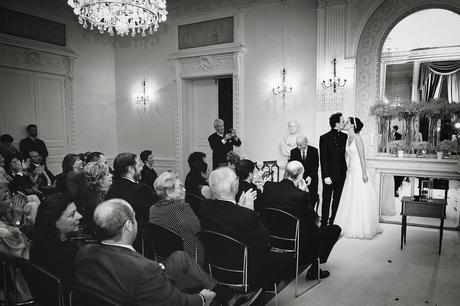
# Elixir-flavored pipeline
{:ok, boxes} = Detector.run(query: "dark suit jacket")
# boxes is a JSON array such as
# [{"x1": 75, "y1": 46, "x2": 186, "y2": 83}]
[
  {"x1": 208, "y1": 133, "x2": 241, "y2": 169},
  {"x1": 393, "y1": 131, "x2": 402, "y2": 140},
  {"x1": 19, "y1": 137, "x2": 48, "y2": 161},
  {"x1": 289, "y1": 146, "x2": 319, "y2": 198},
  {"x1": 236, "y1": 180, "x2": 264, "y2": 212},
  {"x1": 106, "y1": 178, "x2": 156, "y2": 249},
  {"x1": 319, "y1": 129, "x2": 347, "y2": 182},
  {"x1": 74, "y1": 244, "x2": 202, "y2": 306},
  {"x1": 262, "y1": 179, "x2": 320, "y2": 262},
  {"x1": 140, "y1": 165, "x2": 158, "y2": 190}
]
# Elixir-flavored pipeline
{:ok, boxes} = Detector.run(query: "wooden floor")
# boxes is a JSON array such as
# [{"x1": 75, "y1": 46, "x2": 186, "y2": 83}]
[{"x1": 267, "y1": 223, "x2": 460, "y2": 306}]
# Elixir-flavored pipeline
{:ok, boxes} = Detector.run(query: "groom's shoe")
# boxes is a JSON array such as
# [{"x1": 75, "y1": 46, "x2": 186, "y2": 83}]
[{"x1": 306, "y1": 269, "x2": 330, "y2": 280}]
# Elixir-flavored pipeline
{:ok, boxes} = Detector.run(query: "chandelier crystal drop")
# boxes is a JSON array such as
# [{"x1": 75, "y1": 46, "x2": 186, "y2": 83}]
[{"x1": 67, "y1": 0, "x2": 168, "y2": 37}]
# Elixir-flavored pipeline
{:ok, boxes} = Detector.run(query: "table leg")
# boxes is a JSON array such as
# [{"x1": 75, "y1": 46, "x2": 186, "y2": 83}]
[
  {"x1": 439, "y1": 218, "x2": 444, "y2": 255},
  {"x1": 401, "y1": 215, "x2": 406, "y2": 250}
]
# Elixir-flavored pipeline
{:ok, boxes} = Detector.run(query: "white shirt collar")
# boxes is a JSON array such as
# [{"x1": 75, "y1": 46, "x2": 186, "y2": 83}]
[
  {"x1": 121, "y1": 176, "x2": 137, "y2": 183},
  {"x1": 101, "y1": 241, "x2": 136, "y2": 252},
  {"x1": 217, "y1": 132, "x2": 224, "y2": 137}
]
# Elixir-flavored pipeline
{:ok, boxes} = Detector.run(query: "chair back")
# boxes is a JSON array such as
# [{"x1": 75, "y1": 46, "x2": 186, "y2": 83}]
[
  {"x1": 9, "y1": 257, "x2": 65, "y2": 306},
  {"x1": 185, "y1": 193, "x2": 203, "y2": 215},
  {"x1": 70, "y1": 286, "x2": 120, "y2": 306},
  {"x1": 141, "y1": 223, "x2": 184, "y2": 261},
  {"x1": 197, "y1": 230, "x2": 248, "y2": 291},
  {"x1": 259, "y1": 208, "x2": 300, "y2": 253}
]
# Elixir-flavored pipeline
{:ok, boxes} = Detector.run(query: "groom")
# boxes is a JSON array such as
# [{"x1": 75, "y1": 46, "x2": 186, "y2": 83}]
[{"x1": 319, "y1": 113, "x2": 347, "y2": 228}]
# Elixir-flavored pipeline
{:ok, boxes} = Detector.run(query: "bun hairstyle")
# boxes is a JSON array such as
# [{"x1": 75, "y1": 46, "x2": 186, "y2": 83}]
[{"x1": 349, "y1": 117, "x2": 364, "y2": 133}]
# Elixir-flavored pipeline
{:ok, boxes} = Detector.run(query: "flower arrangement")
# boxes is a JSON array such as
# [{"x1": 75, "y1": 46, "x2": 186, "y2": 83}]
[
  {"x1": 388, "y1": 140, "x2": 405, "y2": 152},
  {"x1": 393, "y1": 100, "x2": 421, "y2": 120},
  {"x1": 226, "y1": 151, "x2": 241, "y2": 165},
  {"x1": 419, "y1": 98, "x2": 456, "y2": 120},
  {"x1": 411, "y1": 141, "x2": 429, "y2": 151},
  {"x1": 436, "y1": 140, "x2": 457, "y2": 153},
  {"x1": 370, "y1": 101, "x2": 396, "y2": 118}
]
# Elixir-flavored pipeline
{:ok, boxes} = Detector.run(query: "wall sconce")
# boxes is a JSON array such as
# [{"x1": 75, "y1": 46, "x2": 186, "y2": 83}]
[
  {"x1": 135, "y1": 79, "x2": 150, "y2": 108},
  {"x1": 322, "y1": 58, "x2": 346, "y2": 93},
  {"x1": 272, "y1": 68, "x2": 293, "y2": 101}
]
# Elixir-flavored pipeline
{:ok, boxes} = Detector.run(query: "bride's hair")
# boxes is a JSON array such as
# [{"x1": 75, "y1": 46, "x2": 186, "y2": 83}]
[{"x1": 348, "y1": 117, "x2": 364, "y2": 133}]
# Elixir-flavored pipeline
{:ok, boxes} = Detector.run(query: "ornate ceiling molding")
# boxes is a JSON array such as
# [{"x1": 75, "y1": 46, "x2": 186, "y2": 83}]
[{"x1": 354, "y1": 0, "x2": 460, "y2": 154}]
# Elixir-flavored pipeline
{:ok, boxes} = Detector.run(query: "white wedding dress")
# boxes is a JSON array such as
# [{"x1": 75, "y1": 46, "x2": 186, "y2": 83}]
[{"x1": 334, "y1": 136, "x2": 383, "y2": 239}]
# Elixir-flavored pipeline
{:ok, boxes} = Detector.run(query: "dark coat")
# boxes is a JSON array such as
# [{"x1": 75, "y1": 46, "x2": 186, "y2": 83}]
[
  {"x1": 207, "y1": 133, "x2": 241, "y2": 169},
  {"x1": 140, "y1": 165, "x2": 158, "y2": 191},
  {"x1": 263, "y1": 179, "x2": 321, "y2": 263},
  {"x1": 19, "y1": 137, "x2": 48, "y2": 161},
  {"x1": 236, "y1": 180, "x2": 264, "y2": 212},
  {"x1": 106, "y1": 178, "x2": 156, "y2": 250},
  {"x1": 74, "y1": 244, "x2": 202, "y2": 306},
  {"x1": 319, "y1": 129, "x2": 347, "y2": 182},
  {"x1": 289, "y1": 146, "x2": 319, "y2": 198}
]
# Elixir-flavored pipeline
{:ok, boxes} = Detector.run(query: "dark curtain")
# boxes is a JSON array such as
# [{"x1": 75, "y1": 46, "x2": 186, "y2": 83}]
[{"x1": 419, "y1": 61, "x2": 460, "y2": 102}]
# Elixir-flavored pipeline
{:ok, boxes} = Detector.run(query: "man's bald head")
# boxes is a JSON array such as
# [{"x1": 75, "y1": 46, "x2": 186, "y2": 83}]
[
  {"x1": 94, "y1": 199, "x2": 136, "y2": 241},
  {"x1": 296, "y1": 136, "x2": 308, "y2": 151},
  {"x1": 209, "y1": 167, "x2": 238, "y2": 199}
]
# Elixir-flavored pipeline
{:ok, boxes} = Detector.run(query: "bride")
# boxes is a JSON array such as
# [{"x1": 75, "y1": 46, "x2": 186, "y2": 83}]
[{"x1": 334, "y1": 117, "x2": 382, "y2": 239}]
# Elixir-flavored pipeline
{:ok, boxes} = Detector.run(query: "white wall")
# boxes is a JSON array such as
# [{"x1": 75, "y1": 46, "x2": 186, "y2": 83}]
[
  {"x1": 68, "y1": 21, "x2": 118, "y2": 160},
  {"x1": 113, "y1": 0, "x2": 317, "y2": 171}
]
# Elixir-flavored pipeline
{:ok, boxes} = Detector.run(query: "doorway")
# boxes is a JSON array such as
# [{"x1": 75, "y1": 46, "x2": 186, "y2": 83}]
[{"x1": 182, "y1": 75, "x2": 233, "y2": 174}]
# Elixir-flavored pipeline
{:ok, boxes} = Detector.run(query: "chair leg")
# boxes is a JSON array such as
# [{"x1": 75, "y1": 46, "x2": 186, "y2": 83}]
[
  {"x1": 274, "y1": 282, "x2": 278, "y2": 306},
  {"x1": 295, "y1": 258, "x2": 321, "y2": 298}
]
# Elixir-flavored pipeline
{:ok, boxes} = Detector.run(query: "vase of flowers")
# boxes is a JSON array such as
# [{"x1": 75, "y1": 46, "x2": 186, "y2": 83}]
[
  {"x1": 388, "y1": 140, "x2": 405, "y2": 157},
  {"x1": 370, "y1": 101, "x2": 396, "y2": 153},
  {"x1": 436, "y1": 140, "x2": 457, "y2": 159}
]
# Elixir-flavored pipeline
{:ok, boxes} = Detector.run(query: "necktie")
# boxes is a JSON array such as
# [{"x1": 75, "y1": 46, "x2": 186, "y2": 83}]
[{"x1": 302, "y1": 151, "x2": 306, "y2": 161}]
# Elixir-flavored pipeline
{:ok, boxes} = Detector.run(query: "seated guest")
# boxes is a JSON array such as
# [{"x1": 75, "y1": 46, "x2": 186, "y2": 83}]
[
  {"x1": 105, "y1": 152, "x2": 156, "y2": 251},
  {"x1": 0, "y1": 153, "x2": 13, "y2": 184},
  {"x1": 76, "y1": 161, "x2": 112, "y2": 230},
  {"x1": 0, "y1": 134, "x2": 20, "y2": 160},
  {"x1": 30, "y1": 193, "x2": 82, "y2": 291},
  {"x1": 85, "y1": 151, "x2": 107, "y2": 164},
  {"x1": 74, "y1": 199, "x2": 260, "y2": 306},
  {"x1": 226, "y1": 151, "x2": 240, "y2": 170},
  {"x1": 6, "y1": 154, "x2": 42, "y2": 197},
  {"x1": 0, "y1": 183, "x2": 40, "y2": 226},
  {"x1": 139, "y1": 149, "x2": 158, "y2": 190},
  {"x1": 55, "y1": 154, "x2": 83, "y2": 194},
  {"x1": 27, "y1": 151, "x2": 53, "y2": 191},
  {"x1": 185, "y1": 152, "x2": 209, "y2": 198},
  {"x1": 235, "y1": 159, "x2": 264, "y2": 212},
  {"x1": 198, "y1": 167, "x2": 293, "y2": 290},
  {"x1": 263, "y1": 161, "x2": 341, "y2": 280},
  {"x1": 150, "y1": 172, "x2": 203, "y2": 264}
]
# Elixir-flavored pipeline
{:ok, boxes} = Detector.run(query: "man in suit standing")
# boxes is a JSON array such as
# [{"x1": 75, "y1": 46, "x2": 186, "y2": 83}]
[
  {"x1": 139, "y1": 149, "x2": 158, "y2": 191},
  {"x1": 208, "y1": 119, "x2": 241, "y2": 170},
  {"x1": 105, "y1": 152, "x2": 156, "y2": 251},
  {"x1": 263, "y1": 161, "x2": 341, "y2": 280},
  {"x1": 319, "y1": 113, "x2": 347, "y2": 227},
  {"x1": 19, "y1": 124, "x2": 48, "y2": 163},
  {"x1": 289, "y1": 136, "x2": 319, "y2": 209}
]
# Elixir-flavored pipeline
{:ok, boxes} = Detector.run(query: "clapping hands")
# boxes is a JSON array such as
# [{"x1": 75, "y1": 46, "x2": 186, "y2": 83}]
[{"x1": 238, "y1": 188, "x2": 257, "y2": 210}]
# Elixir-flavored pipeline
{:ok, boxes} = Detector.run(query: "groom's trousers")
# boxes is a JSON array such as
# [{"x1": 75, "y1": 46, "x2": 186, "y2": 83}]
[{"x1": 321, "y1": 176, "x2": 346, "y2": 226}]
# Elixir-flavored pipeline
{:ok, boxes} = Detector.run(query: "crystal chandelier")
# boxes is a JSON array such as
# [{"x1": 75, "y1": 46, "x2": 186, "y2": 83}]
[{"x1": 67, "y1": 0, "x2": 168, "y2": 37}]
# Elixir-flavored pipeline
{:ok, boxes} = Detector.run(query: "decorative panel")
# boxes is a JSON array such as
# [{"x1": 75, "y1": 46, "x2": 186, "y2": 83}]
[{"x1": 178, "y1": 17, "x2": 234, "y2": 50}]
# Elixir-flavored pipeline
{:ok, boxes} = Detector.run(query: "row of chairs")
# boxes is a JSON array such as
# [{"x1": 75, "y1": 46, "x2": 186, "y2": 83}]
[
  {"x1": 0, "y1": 253, "x2": 118, "y2": 306},
  {"x1": 142, "y1": 208, "x2": 321, "y2": 305}
]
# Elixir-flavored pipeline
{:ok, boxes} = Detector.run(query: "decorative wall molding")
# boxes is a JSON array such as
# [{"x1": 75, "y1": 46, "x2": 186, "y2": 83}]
[
  {"x1": 170, "y1": 43, "x2": 245, "y2": 178},
  {"x1": 354, "y1": 0, "x2": 460, "y2": 154},
  {"x1": 0, "y1": 33, "x2": 78, "y2": 153},
  {"x1": 167, "y1": 0, "x2": 278, "y2": 17}
]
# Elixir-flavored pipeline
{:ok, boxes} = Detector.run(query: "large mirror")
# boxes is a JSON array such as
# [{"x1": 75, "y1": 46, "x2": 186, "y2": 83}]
[
  {"x1": 380, "y1": 9, "x2": 460, "y2": 151},
  {"x1": 379, "y1": 9, "x2": 460, "y2": 229}
]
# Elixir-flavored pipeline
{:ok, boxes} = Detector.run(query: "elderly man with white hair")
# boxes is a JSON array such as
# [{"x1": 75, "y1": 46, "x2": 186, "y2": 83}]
[
  {"x1": 198, "y1": 167, "x2": 293, "y2": 290},
  {"x1": 289, "y1": 135, "x2": 319, "y2": 209},
  {"x1": 263, "y1": 161, "x2": 341, "y2": 281},
  {"x1": 208, "y1": 119, "x2": 241, "y2": 170}
]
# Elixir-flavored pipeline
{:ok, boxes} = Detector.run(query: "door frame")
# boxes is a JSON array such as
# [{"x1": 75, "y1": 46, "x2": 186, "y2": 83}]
[{"x1": 170, "y1": 43, "x2": 245, "y2": 178}]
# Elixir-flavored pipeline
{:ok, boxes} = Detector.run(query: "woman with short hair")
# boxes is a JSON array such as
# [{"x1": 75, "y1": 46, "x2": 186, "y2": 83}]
[{"x1": 150, "y1": 172, "x2": 203, "y2": 264}]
